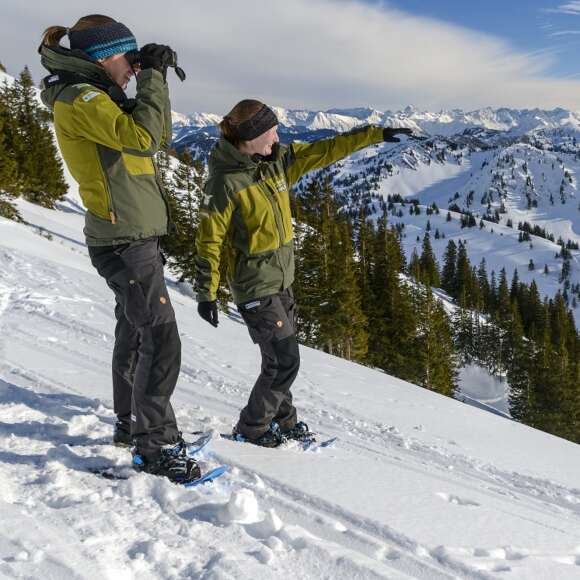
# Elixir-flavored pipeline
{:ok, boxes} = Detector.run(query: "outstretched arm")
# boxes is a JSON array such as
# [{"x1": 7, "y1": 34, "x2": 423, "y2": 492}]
[{"x1": 282, "y1": 125, "x2": 412, "y2": 186}]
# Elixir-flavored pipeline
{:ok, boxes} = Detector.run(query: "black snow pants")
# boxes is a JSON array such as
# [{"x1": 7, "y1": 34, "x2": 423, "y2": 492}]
[
  {"x1": 89, "y1": 238, "x2": 181, "y2": 459},
  {"x1": 236, "y1": 287, "x2": 300, "y2": 439}
]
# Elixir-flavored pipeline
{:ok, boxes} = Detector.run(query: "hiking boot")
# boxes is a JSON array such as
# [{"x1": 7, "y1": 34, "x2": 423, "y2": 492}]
[
  {"x1": 131, "y1": 439, "x2": 201, "y2": 484},
  {"x1": 113, "y1": 421, "x2": 132, "y2": 447},
  {"x1": 281, "y1": 421, "x2": 315, "y2": 442},
  {"x1": 233, "y1": 422, "x2": 284, "y2": 448}
]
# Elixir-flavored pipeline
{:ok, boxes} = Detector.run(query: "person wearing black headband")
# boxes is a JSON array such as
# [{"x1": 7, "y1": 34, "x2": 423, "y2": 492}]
[
  {"x1": 39, "y1": 14, "x2": 201, "y2": 484},
  {"x1": 194, "y1": 98, "x2": 413, "y2": 447}
]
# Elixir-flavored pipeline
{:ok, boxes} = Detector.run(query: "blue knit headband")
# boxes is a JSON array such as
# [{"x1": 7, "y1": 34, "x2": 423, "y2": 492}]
[{"x1": 69, "y1": 22, "x2": 138, "y2": 60}]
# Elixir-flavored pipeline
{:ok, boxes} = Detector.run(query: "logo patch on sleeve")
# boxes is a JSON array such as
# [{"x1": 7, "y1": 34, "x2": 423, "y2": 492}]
[{"x1": 81, "y1": 91, "x2": 101, "y2": 103}]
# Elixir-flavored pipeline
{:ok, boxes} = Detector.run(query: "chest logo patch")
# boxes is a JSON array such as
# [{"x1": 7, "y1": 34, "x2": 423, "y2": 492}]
[{"x1": 274, "y1": 177, "x2": 287, "y2": 193}]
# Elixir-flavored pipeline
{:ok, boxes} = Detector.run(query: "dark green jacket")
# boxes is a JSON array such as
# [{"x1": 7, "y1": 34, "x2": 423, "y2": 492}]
[
  {"x1": 194, "y1": 126, "x2": 384, "y2": 304},
  {"x1": 39, "y1": 45, "x2": 172, "y2": 246}
]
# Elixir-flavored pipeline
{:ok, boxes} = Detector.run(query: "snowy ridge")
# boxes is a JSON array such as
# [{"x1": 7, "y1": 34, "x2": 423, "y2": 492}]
[
  {"x1": 319, "y1": 136, "x2": 580, "y2": 325},
  {"x1": 2, "y1": 198, "x2": 580, "y2": 579},
  {"x1": 172, "y1": 111, "x2": 223, "y2": 130},
  {"x1": 176, "y1": 104, "x2": 580, "y2": 137}
]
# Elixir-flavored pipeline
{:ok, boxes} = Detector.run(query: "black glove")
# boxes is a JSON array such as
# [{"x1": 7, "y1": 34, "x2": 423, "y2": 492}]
[
  {"x1": 383, "y1": 127, "x2": 413, "y2": 143},
  {"x1": 198, "y1": 300, "x2": 219, "y2": 327},
  {"x1": 139, "y1": 43, "x2": 176, "y2": 81}
]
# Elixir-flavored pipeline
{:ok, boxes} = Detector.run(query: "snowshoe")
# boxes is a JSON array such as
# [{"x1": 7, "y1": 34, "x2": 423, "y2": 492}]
[
  {"x1": 233, "y1": 422, "x2": 284, "y2": 448},
  {"x1": 131, "y1": 439, "x2": 202, "y2": 483},
  {"x1": 281, "y1": 421, "x2": 315, "y2": 443}
]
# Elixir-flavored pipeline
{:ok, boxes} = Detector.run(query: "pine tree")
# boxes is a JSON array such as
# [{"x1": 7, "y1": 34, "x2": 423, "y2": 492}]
[
  {"x1": 408, "y1": 248, "x2": 421, "y2": 282},
  {"x1": 419, "y1": 232, "x2": 441, "y2": 287},
  {"x1": 441, "y1": 239, "x2": 457, "y2": 296},
  {"x1": 324, "y1": 220, "x2": 368, "y2": 361},
  {"x1": 522, "y1": 280, "x2": 543, "y2": 339},
  {"x1": 293, "y1": 181, "x2": 324, "y2": 344},
  {"x1": 477, "y1": 258, "x2": 491, "y2": 312},
  {"x1": 510, "y1": 269, "x2": 520, "y2": 302},
  {"x1": 495, "y1": 268, "x2": 512, "y2": 328},
  {"x1": 0, "y1": 91, "x2": 20, "y2": 220},
  {"x1": 453, "y1": 305, "x2": 475, "y2": 364},
  {"x1": 308, "y1": 178, "x2": 333, "y2": 349},
  {"x1": 13, "y1": 67, "x2": 67, "y2": 207},
  {"x1": 507, "y1": 305, "x2": 532, "y2": 422},
  {"x1": 366, "y1": 211, "x2": 416, "y2": 381},
  {"x1": 412, "y1": 284, "x2": 457, "y2": 395},
  {"x1": 455, "y1": 241, "x2": 473, "y2": 307},
  {"x1": 161, "y1": 150, "x2": 203, "y2": 283},
  {"x1": 354, "y1": 207, "x2": 373, "y2": 308}
]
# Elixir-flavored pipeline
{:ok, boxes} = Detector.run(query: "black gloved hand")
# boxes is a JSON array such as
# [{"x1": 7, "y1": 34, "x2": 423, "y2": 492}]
[
  {"x1": 198, "y1": 300, "x2": 219, "y2": 327},
  {"x1": 139, "y1": 43, "x2": 175, "y2": 81},
  {"x1": 383, "y1": 127, "x2": 413, "y2": 143}
]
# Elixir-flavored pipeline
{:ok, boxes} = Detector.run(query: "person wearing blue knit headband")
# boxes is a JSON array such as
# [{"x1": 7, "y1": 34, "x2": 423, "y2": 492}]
[{"x1": 38, "y1": 14, "x2": 201, "y2": 484}]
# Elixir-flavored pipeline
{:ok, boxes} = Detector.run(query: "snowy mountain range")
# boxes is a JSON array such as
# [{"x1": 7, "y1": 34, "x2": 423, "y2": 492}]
[
  {"x1": 172, "y1": 104, "x2": 580, "y2": 143},
  {"x1": 173, "y1": 105, "x2": 580, "y2": 327}
]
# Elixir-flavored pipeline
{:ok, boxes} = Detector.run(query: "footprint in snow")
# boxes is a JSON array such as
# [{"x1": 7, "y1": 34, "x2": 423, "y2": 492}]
[{"x1": 436, "y1": 492, "x2": 480, "y2": 507}]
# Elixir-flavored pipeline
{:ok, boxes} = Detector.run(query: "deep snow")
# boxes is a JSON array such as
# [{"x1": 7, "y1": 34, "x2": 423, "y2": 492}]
[{"x1": 1, "y1": 198, "x2": 580, "y2": 580}]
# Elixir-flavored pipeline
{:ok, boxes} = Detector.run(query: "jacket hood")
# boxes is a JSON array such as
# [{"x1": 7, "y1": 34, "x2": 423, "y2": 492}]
[
  {"x1": 39, "y1": 45, "x2": 116, "y2": 109},
  {"x1": 208, "y1": 138, "x2": 285, "y2": 177}
]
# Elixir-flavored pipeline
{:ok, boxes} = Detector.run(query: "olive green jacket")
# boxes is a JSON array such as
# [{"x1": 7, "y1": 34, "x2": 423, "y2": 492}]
[
  {"x1": 39, "y1": 46, "x2": 172, "y2": 246},
  {"x1": 194, "y1": 125, "x2": 384, "y2": 304}
]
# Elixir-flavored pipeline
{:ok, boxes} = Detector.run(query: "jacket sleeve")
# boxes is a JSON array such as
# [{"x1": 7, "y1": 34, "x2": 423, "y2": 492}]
[
  {"x1": 69, "y1": 68, "x2": 169, "y2": 156},
  {"x1": 161, "y1": 81, "x2": 173, "y2": 150},
  {"x1": 194, "y1": 181, "x2": 235, "y2": 302},
  {"x1": 282, "y1": 125, "x2": 384, "y2": 186}
]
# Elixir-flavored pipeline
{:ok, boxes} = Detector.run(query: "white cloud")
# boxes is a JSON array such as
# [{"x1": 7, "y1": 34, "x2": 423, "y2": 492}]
[
  {"x1": 548, "y1": 1, "x2": 580, "y2": 15},
  {"x1": 2, "y1": 0, "x2": 580, "y2": 114},
  {"x1": 549, "y1": 29, "x2": 580, "y2": 35}
]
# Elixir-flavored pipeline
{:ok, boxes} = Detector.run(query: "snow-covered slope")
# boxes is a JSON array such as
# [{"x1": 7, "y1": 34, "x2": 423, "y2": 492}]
[
  {"x1": 2, "y1": 194, "x2": 580, "y2": 580},
  {"x1": 0, "y1": 70, "x2": 14, "y2": 87}
]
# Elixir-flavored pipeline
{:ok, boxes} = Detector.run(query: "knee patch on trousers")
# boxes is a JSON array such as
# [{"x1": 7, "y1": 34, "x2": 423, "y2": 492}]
[
  {"x1": 145, "y1": 321, "x2": 182, "y2": 396},
  {"x1": 271, "y1": 335, "x2": 300, "y2": 386}
]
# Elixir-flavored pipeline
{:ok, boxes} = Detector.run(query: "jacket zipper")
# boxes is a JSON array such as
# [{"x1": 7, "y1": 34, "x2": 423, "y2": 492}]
[{"x1": 258, "y1": 165, "x2": 286, "y2": 245}]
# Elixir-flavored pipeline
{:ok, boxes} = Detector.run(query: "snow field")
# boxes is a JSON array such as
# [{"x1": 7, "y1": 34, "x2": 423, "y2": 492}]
[{"x1": 2, "y1": 208, "x2": 580, "y2": 579}]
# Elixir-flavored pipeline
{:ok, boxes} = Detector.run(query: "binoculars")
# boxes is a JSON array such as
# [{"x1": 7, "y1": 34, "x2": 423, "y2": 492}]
[{"x1": 125, "y1": 48, "x2": 186, "y2": 82}]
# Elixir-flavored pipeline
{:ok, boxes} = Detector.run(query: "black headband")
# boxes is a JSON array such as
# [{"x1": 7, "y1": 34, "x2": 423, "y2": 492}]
[{"x1": 234, "y1": 105, "x2": 278, "y2": 141}]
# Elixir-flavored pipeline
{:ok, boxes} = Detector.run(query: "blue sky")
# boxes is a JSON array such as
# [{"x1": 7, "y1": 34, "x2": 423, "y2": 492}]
[
  {"x1": 3, "y1": 0, "x2": 580, "y2": 112},
  {"x1": 377, "y1": 0, "x2": 580, "y2": 78}
]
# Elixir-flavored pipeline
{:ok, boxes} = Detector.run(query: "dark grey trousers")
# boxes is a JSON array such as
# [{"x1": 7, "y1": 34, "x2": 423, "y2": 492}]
[
  {"x1": 89, "y1": 238, "x2": 181, "y2": 458},
  {"x1": 236, "y1": 288, "x2": 300, "y2": 439}
]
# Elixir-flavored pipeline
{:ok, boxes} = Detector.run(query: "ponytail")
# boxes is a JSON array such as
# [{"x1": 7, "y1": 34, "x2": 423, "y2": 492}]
[
  {"x1": 219, "y1": 115, "x2": 242, "y2": 146},
  {"x1": 39, "y1": 25, "x2": 68, "y2": 49},
  {"x1": 38, "y1": 14, "x2": 116, "y2": 53}
]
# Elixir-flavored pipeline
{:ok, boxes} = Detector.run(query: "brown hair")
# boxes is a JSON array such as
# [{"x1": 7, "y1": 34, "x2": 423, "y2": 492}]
[
  {"x1": 219, "y1": 99, "x2": 265, "y2": 146},
  {"x1": 39, "y1": 14, "x2": 115, "y2": 52}
]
